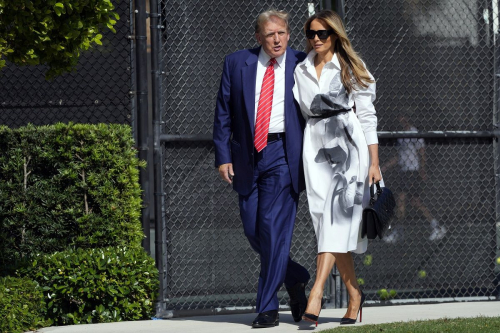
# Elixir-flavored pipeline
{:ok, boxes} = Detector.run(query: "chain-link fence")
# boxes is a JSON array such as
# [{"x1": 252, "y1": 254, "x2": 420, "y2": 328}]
[
  {"x1": 158, "y1": 0, "x2": 500, "y2": 314},
  {"x1": 347, "y1": 0, "x2": 494, "y2": 132},
  {"x1": 160, "y1": 0, "x2": 321, "y2": 313},
  {"x1": 0, "y1": 1, "x2": 133, "y2": 128},
  {"x1": 345, "y1": 0, "x2": 498, "y2": 301}
]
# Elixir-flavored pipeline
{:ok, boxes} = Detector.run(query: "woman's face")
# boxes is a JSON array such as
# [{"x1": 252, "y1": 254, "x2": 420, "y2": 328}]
[{"x1": 308, "y1": 19, "x2": 337, "y2": 54}]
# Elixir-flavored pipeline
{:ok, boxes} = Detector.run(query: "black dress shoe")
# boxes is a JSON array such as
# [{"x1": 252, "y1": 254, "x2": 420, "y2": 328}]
[
  {"x1": 252, "y1": 310, "x2": 279, "y2": 328},
  {"x1": 286, "y1": 282, "x2": 307, "y2": 322}
]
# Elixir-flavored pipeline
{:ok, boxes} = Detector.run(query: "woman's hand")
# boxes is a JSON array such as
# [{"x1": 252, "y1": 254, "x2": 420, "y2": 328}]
[
  {"x1": 369, "y1": 164, "x2": 382, "y2": 185},
  {"x1": 368, "y1": 144, "x2": 382, "y2": 185}
]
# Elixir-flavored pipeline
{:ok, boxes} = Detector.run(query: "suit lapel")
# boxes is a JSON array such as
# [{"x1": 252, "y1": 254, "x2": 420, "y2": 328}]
[
  {"x1": 284, "y1": 47, "x2": 297, "y2": 130},
  {"x1": 242, "y1": 48, "x2": 259, "y2": 137}
]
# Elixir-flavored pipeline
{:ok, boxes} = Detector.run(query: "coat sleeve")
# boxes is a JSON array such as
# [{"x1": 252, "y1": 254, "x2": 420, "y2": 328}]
[
  {"x1": 293, "y1": 69, "x2": 310, "y2": 121},
  {"x1": 213, "y1": 56, "x2": 232, "y2": 167},
  {"x1": 352, "y1": 69, "x2": 378, "y2": 145}
]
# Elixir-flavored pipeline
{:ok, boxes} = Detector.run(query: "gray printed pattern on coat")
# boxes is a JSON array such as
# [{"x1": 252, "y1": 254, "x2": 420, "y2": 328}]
[
  {"x1": 309, "y1": 72, "x2": 350, "y2": 116},
  {"x1": 312, "y1": 73, "x2": 364, "y2": 217}
]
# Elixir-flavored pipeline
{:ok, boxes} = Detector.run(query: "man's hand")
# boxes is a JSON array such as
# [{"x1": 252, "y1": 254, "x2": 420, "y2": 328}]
[{"x1": 218, "y1": 163, "x2": 234, "y2": 184}]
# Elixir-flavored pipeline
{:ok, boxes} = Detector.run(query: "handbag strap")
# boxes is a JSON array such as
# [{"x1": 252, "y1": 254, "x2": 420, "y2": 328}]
[{"x1": 369, "y1": 181, "x2": 383, "y2": 205}]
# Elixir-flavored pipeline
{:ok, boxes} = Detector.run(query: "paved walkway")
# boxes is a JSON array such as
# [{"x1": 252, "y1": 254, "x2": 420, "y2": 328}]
[{"x1": 33, "y1": 301, "x2": 500, "y2": 333}]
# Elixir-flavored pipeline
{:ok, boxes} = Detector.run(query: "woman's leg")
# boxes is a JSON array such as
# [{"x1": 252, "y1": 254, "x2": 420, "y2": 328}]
[
  {"x1": 335, "y1": 252, "x2": 362, "y2": 319},
  {"x1": 304, "y1": 252, "x2": 336, "y2": 317}
]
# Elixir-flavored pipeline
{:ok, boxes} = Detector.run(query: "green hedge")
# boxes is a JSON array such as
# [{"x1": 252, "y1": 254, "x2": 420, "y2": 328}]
[
  {"x1": 19, "y1": 246, "x2": 158, "y2": 325},
  {"x1": 0, "y1": 276, "x2": 48, "y2": 333},
  {"x1": 0, "y1": 123, "x2": 145, "y2": 273}
]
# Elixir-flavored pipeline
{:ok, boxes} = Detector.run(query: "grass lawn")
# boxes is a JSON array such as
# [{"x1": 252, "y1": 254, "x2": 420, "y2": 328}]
[{"x1": 321, "y1": 316, "x2": 500, "y2": 332}]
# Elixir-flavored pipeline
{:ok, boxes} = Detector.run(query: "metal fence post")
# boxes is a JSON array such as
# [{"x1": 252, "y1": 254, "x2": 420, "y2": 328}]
[
  {"x1": 134, "y1": 0, "x2": 151, "y2": 254},
  {"x1": 334, "y1": 0, "x2": 345, "y2": 21},
  {"x1": 329, "y1": 264, "x2": 348, "y2": 309},
  {"x1": 321, "y1": 0, "x2": 345, "y2": 18},
  {"x1": 149, "y1": 0, "x2": 168, "y2": 314},
  {"x1": 334, "y1": 264, "x2": 340, "y2": 308},
  {"x1": 494, "y1": 0, "x2": 500, "y2": 301}
]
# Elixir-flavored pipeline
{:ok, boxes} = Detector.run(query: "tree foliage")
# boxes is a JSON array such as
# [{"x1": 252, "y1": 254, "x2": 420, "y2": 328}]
[{"x1": 0, "y1": 0, "x2": 119, "y2": 79}]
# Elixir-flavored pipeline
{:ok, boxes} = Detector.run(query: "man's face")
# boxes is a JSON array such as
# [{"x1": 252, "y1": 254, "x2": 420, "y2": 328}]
[{"x1": 255, "y1": 17, "x2": 290, "y2": 58}]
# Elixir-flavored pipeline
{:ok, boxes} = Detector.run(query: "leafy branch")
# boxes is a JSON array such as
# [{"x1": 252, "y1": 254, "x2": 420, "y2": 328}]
[{"x1": 0, "y1": 0, "x2": 119, "y2": 79}]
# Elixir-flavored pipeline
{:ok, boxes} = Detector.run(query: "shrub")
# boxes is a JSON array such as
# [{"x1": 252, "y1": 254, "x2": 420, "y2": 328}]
[
  {"x1": 377, "y1": 288, "x2": 397, "y2": 300},
  {"x1": 19, "y1": 246, "x2": 158, "y2": 325},
  {"x1": 0, "y1": 276, "x2": 48, "y2": 333},
  {"x1": 0, "y1": 123, "x2": 145, "y2": 274}
]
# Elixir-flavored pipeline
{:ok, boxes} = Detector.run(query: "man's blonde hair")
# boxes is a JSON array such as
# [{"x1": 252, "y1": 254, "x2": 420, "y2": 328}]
[{"x1": 255, "y1": 9, "x2": 290, "y2": 33}]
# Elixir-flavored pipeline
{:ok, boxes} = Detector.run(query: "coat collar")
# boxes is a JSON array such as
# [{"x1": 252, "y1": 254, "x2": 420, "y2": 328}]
[
  {"x1": 245, "y1": 47, "x2": 260, "y2": 66},
  {"x1": 302, "y1": 50, "x2": 341, "y2": 69},
  {"x1": 298, "y1": 50, "x2": 341, "y2": 82}
]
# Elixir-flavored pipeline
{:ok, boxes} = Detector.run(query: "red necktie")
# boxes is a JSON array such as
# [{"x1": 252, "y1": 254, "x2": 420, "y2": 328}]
[{"x1": 254, "y1": 58, "x2": 277, "y2": 152}]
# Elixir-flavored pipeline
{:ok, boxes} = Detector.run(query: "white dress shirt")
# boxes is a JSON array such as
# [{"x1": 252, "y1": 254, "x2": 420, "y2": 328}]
[
  {"x1": 255, "y1": 48, "x2": 286, "y2": 134},
  {"x1": 293, "y1": 51, "x2": 378, "y2": 145}
]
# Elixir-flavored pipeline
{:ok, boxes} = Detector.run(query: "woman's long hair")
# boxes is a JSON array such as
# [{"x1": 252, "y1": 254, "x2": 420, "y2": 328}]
[{"x1": 304, "y1": 10, "x2": 374, "y2": 94}]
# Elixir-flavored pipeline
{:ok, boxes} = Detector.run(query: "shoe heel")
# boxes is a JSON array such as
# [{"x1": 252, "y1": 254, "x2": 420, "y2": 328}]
[
  {"x1": 359, "y1": 291, "x2": 365, "y2": 323},
  {"x1": 303, "y1": 312, "x2": 320, "y2": 326}
]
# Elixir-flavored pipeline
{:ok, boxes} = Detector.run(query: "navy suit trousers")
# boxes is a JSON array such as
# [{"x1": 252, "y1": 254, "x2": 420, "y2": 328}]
[{"x1": 239, "y1": 136, "x2": 310, "y2": 313}]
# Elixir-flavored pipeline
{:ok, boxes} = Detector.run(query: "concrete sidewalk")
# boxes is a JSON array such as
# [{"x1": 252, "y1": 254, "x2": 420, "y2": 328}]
[{"x1": 33, "y1": 301, "x2": 500, "y2": 333}]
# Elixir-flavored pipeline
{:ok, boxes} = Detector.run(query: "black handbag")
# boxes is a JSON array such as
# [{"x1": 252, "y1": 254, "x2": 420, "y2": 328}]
[{"x1": 362, "y1": 182, "x2": 396, "y2": 239}]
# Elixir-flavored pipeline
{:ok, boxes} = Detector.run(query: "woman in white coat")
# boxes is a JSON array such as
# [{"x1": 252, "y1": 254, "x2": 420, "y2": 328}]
[{"x1": 293, "y1": 9, "x2": 382, "y2": 326}]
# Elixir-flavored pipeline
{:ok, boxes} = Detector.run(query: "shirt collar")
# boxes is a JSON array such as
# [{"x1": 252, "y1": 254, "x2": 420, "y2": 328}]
[{"x1": 259, "y1": 47, "x2": 286, "y2": 68}]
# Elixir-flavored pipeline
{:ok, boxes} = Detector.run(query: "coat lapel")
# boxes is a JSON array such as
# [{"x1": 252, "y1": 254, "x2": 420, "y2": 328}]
[{"x1": 242, "y1": 48, "x2": 259, "y2": 137}]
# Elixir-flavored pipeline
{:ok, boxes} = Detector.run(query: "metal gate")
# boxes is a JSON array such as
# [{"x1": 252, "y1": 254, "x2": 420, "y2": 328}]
[
  {"x1": 152, "y1": 0, "x2": 500, "y2": 316},
  {"x1": 0, "y1": 1, "x2": 133, "y2": 128}
]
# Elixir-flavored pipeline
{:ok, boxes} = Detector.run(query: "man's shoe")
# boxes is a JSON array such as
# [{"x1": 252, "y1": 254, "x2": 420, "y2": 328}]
[
  {"x1": 286, "y1": 282, "x2": 307, "y2": 322},
  {"x1": 252, "y1": 310, "x2": 279, "y2": 328}
]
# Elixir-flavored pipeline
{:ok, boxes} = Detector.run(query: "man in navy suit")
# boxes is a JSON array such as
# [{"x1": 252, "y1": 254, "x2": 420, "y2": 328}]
[{"x1": 213, "y1": 9, "x2": 310, "y2": 328}]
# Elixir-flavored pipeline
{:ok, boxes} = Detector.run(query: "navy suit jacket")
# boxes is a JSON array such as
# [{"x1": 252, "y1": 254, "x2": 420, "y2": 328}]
[{"x1": 213, "y1": 46, "x2": 306, "y2": 196}]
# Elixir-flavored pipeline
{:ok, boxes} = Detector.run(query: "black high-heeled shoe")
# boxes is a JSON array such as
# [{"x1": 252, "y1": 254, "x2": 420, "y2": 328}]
[
  {"x1": 302, "y1": 298, "x2": 325, "y2": 327},
  {"x1": 340, "y1": 291, "x2": 365, "y2": 325}
]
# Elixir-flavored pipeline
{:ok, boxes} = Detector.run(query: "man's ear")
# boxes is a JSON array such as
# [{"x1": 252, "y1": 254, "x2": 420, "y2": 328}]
[{"x1": 255, "y1": 33, "x2": 262, "y2": 45}]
